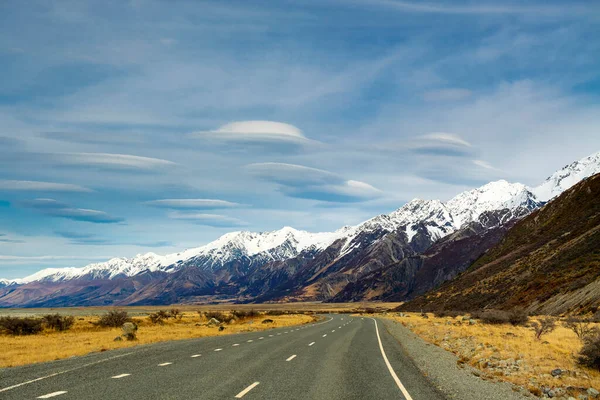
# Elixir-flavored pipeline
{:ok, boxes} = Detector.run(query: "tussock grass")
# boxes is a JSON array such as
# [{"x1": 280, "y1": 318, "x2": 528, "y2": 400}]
[
  {"x1": 0, "y1": 312, "x2": 314, "y2": 368},
  {"x1": 385, "y1": 313, "x2": 600, "y2": 396}
]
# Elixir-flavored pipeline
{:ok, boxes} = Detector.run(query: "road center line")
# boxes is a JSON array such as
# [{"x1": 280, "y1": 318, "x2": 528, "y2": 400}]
[
  {"x1": 322, "y1": 334, "x2": 327, "y2": 337},
  {"x1": 247, "y1": 340, "x2": 253, "y2": 342},
  {"x1": 158, "y1": 362, "x2": 172, "y2": 366},
  {"x1": 232, "y1": 344, "x2": 240, "y2": 347},
  {"x1": 111, "y1": 373, "x2": 131, "y2": 379},
  {"x1": 308, "y1": 342, "x2": 315, "y2": 346},
  {"x1": 286, "y1": 355, "x2": 297, "y2": 361},
  {"x1": 214, "y1": 348, "x2": 223, "y2": 352},
  {"x1": 191, "y1": 354, "x2": 202, "y2": 357},
  {"x1": 259, "y1": 337, "x2": 264, "y2": 340},
  {"x1": 37, "y1": 391, "x2": 67, "y2": 399},
  {"x1": 372, "y1": 319, "x2": 414, "y2": 400},
  {"x1": 235, "y1": 382, "x2": 260, "y2": 398}
]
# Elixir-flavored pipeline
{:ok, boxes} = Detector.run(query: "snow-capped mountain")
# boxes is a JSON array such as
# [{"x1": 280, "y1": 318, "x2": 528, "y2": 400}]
[
  {"x1": 532, "y1": 151, "x2": 600, "y2": 202},
  {"x1": 2, "y1": 150, "x2": 598, "y2": 292},
  {"x1": 7, "y1": 227, "x2": 350, "y2": 284},
  {"x1": 351, "y1": 180, "x2": 540, "y2": 245}
]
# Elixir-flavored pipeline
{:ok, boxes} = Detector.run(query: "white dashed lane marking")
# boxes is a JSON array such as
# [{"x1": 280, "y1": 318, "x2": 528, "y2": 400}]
[
  {"x1": 111, "y1": 374, "x2": 131, "y2": 379},
  {"x1": 191, "y1": 354, "x2": 202, "y2": 358},
  {"x1": 286, "y1": 355, "x2": 297, "y2": 362},
  {"x1": 158, "y1": 362, "x2": 172, "y2": 366},
  {"x1": 247, "y1": 340, "x2": 253, "y2": 343},
  {"x1": 37, "y1": 392, "x2": 67, "y2": 399},
  {"x1": 308, "y1": 342, "x2": 315, "y2": 346},
  {"x1": 322, "y1": 334, "x2": 327, "y2": 337},
  {"x1": 235, "y1": 382, "x2": 260, "y2": 398},
  {"x1": 232, "y1": 344, "x2": 240, "y2": 347}
]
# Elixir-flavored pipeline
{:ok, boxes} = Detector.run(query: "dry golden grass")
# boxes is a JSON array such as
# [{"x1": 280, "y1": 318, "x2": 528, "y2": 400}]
[
  {"x1": 0, "y1": 312, "x2": 314, "y2": 368},
  {"x1": 383, "y1": 313, "x2": 600, "y2": 396}
]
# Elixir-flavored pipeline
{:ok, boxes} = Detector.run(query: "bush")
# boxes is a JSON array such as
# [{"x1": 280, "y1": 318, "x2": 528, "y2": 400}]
[
  {"x1": 169, "y1": 309, "x2": 182, "y2": 320},
  {"x1": 97, "y1": 311, "x2": 131, "y2": 328},
  {"x1": 0, "y1": 316, "x2": 44, "y2": 335},
  {"x1": 233, "y1": 310, "x2": 260, "y2": 319},
  {"x1": 565, "y1": 316, "x2": 599, "y2": 340},
  {"x1": 433, "y1": 310, "x2": 462, "y2": 318},
  {"x1": 508, "y1": 309, "x2": 529, "y2": 326},
  {"x1": 532, "y1": 317, "x2": 556, "y2": 340},
  {"x1": 578, "y1": 333, "x2": 600, "y2": 370},
  {"x1": 42, "y1": 314, "x2": 75, "y2": 331},
  {"x1": 148, "y1": 312, "x2": 165, "y2": 325},
  {"x1": 473, "y1": 310, "x2": 511, "y2": 324},
  {"x1": 203, "y1": 311, "x2": 235, "y2": 324}
]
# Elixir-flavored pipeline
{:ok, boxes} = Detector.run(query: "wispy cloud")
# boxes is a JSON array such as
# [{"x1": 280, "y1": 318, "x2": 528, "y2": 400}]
[
  {"x1": 0, "y1": 180, "x2": 92, "y2": 193},
  {"x1": 55, "y1": 153, "x2": 176, "y2": 171},
  {"x1": 167, "y1": 211, "x2": 248, "y2": 227},
  {"x1": 246, "y1": 162, "x2": 382, "y2": 202},
  {"x1": 0, "y1": 233, "x2": 24, "y2": 244},
  {"x1": 53, "y1": 231, "x2": 173, "y2": 247},
  {"x1": 21, "y1": 199, "x2": 124, "y2": 224},
  {"x1": 145, "y1": 199, "x2": 244, "y2": 210},
  {"x1": 193, "y1": 121, "x2": 311, "y2": 144},
  {"x1": 350, "y1": 0, "x2": 591, "y2": 16},
  {"x1": 410, "y1": 133, "x2": 473, "y2": 157}
]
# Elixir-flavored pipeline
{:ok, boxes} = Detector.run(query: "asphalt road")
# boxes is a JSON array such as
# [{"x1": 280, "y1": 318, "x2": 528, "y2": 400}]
[{"x1": 0, "y1": 315, "x2": 446, "y2": 400}]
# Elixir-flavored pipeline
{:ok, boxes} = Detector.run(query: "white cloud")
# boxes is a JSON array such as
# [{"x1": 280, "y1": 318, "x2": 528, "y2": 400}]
[
  {"x1": 145, "y1": 199, "x2": 243, "y2": 209},
  {"x1": 419, "y1": 133, "x2": 472, "y2": 148},
  {"x1": 193, "y1": 121, "x2": 313, "y2": 144},
  {"x1": 57, "y1": 153, "x2": 176, "y2": 170},
  {"x1": 247, "y1": 162, "x2": 382, "y2": 202},
  {"x1": 167, "y1": 211, "x2": 247, "y2": 227},
  {"x1": 0, "y1": 180, "x2": 92, "y2": 192},
  {"x1": 473, "y1": 160, "x2": 496, "y2": 170}
]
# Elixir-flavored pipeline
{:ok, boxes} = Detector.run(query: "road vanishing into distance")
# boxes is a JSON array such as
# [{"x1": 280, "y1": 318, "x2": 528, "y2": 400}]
[{"x1": 0, "y1": 315, "x2": 445, "y2": 400}]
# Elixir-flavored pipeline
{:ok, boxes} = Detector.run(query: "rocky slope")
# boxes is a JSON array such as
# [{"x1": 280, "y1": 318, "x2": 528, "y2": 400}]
[{"x1": 400, "y1": 173, "x2": 600, "y2": 315}]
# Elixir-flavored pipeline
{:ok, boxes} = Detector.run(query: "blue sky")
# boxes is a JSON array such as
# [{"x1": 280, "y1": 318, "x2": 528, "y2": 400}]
[{"x1": 1, "y1": 0, "x2": 600, "y2": 279}]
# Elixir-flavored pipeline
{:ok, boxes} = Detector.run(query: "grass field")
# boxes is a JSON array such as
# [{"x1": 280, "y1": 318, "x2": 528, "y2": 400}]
[
  {"x1": 383, "y1": 312, "x2": 600, "y2": 398},
  {"x1": 0, "y1": 302, "x2": 400, "y2": 368},
  {"x1": 0, "y1": 301, "x2": 401, "y2": 317}
]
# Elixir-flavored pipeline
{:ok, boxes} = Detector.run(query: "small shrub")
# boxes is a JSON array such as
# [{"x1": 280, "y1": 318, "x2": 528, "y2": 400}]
[
  {"x1": 578, "y1": 334, "x2": 600, "y2": 370},
  {"x1": 97, "y1": 311, "x2": 131, "y2": 328},
  {"x1": 262, "y1": 319, "x2": 274, "y2": 324},
  {"x1": 169, "y1": 309, "x2": 182, "y2": 320},
  {"x1": 475, "y1": 310, "x2": 511, "y2": 325},
  {"x1": 148, "y1": 312, "x2": 165, "y2": 325},
  {"x1": 508, "y1": 309, "x2": 529, "y2": 326},
  {"x1": 203, "y1": 311, "x2": 234, "y2": 324},
  {"x1": 0, "y1": 316, "x2": 43, "y2": 335},
  {"x1": 433, "y1": 310, "x2": 462, "y2": 318},
  {"x1": 532, "y1": 317, "x2": 556, "y2": 340},
  {"x1": 42, "y1": 314, "x2": 75, "y2": 331},
  {"x1": 565, "y1": 316, "x2": 599, "y2": 340}
]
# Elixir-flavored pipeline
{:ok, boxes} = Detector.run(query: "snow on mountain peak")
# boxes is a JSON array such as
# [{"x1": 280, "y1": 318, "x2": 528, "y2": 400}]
[
  {"x1": 446, "y1": 180, "x2": 540, "y2": 227},
  {"x1": 532, "y1": 151, "x2": 600, "y2": 202}
]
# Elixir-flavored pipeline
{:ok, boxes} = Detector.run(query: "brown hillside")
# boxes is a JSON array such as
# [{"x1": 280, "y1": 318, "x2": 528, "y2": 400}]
[{"x1": 401, "y1": 173, "x2": 600, "y2": 315}]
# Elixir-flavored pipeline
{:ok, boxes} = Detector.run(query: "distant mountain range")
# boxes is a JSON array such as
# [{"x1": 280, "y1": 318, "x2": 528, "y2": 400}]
[{"x1": 1, "y1": 151, "x2": 599, "y2": 308}]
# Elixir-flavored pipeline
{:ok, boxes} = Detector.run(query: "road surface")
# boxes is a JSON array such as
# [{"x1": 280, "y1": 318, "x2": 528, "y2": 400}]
[{"x1": 0, "y1": 315, "x2": 445, "y2": 399}]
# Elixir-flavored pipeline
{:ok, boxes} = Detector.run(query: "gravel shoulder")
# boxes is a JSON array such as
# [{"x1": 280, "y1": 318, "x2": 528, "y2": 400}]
[{"x1": 380, "y1": 317, "x2": 535, "y2": 400}]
